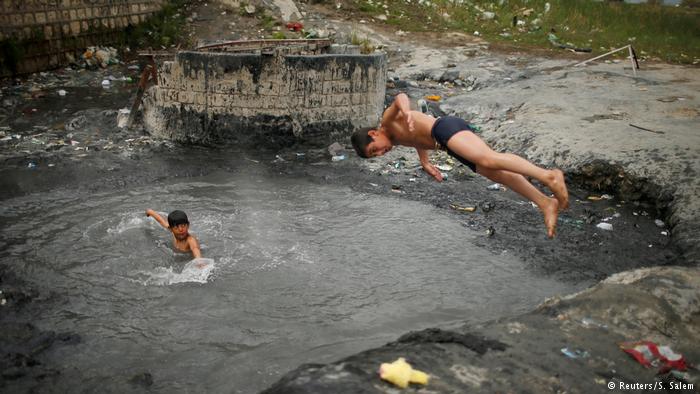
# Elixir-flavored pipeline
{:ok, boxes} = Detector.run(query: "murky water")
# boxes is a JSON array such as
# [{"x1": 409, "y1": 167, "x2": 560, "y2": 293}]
[{"x1": 0, "y1": 169, "x2": 582, "y2": 393}]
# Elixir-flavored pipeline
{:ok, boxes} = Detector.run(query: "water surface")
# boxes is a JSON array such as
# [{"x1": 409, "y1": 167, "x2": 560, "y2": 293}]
[{"x1": 0, "y1": 170, "x2": 582, "y2": 393}]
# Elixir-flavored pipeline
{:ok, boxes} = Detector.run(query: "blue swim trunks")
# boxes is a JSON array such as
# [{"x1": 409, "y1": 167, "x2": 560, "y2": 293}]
[{"x1": 431, "y1": 116, "x2": 477, "y2": 173}]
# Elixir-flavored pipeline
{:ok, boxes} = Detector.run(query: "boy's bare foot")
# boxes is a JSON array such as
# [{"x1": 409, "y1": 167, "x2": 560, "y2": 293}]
[
  {"x1": 542, "y1": 198, "x2": 559, "y2": 238},
  {"x1": 549, "y1": 169, "x2": 569, "y2": 210}
]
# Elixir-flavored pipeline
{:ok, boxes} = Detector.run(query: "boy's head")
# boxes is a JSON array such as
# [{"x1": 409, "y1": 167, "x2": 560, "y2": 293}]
[
  {"x1": 168, "y1": 210, "x2": 190, "y2": 240},
  {"x1": 351, "y1": 126, "x2": 393, "y2": 158}
]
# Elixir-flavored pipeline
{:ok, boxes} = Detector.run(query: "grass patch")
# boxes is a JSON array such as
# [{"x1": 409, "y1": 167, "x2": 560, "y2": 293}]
[
  {"x1": 120, "y1": 0, "x2": 192, "y2": 49},
  {"x1": 347, "y1": 0, "x2": 700, "y2": 64},
  {"x1": 351, "y1": 31, "x2": 376, "y2": 53}
]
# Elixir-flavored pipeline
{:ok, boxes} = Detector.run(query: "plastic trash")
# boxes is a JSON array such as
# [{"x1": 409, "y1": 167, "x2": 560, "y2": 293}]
[
  {"x1": 331, "y1": 154, "x2": 346, "y2": 161},
  {"x1": 58, "y1": 89, "x2": 67, "y2": 96},
  {"x1": 436, "y1": 164, "x2": 452, "y2": 171},
  {"x1": 581, "y1": 317, "x2": 608, "y2": 329},
  {"x1": 561, "y1": 347, "x2": 589, "y2": 359},
  {"x1": 487, "y1": 183, "x2": 502, "y2": 191},
  {"x1": 596, "y1": 223, "x2": 613, "y2": 231},
  {"x1": 450, "y1": 204, "x2": 476, "y2": 213},
  {"x1": 620, "y1": 341, "x2": 687, "y2": 373},
  {"x1": 654, "y1": 219, "x2": 665, "y2": 228},
  {"x1": 117, "y1": 108, "x2": 131, "y2": 128},
  {"x1": 486, "y1": 226, "x2": 495, "y2": 237},
  {"x1": 418, "y1": 99, "x2": 428, "y2": 113},
  {"x1": 27, "y1": 162, "x2": 37, "y2": 169},
  {"x1": 425, "y1": 95, "x2": 441, "y2": 102},
  {"x1": 286, "y1": 21, "x2": 303, "y2": 31},
  {"x1": 379, "y1": 357, "x2": 429, "y2": 388},
  {"x1": 101, "y1": 79, "x2": 111, "y2": 87}
]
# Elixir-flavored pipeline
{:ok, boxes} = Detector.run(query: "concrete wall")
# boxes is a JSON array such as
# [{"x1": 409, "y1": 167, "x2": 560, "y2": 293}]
[
  {"x1": 0, "y1": 0, "x2": 165, "y2": 75},
  {"x1": 143, "y1": 50, "x2": 387, "y2": 147}
]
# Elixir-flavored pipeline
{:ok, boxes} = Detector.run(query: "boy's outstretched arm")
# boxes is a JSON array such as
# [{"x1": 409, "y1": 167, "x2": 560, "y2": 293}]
[
  {"x1": 145, "y1": 209, "x2": 169, "y2": 229},
  {"x1": 188, "y1": 236, "x2": 202, "y2": 258},
  {"x1": 416, "y1": 148, "x2": 443, "y2": 182},
  {"x1": 382, "y1": 93, "x2": 414, "y2": 132}
]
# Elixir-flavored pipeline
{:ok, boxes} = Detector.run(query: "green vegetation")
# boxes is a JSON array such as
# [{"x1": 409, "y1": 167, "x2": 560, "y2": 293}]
[
  {"x1": 271, "y1": 31, "x2": 287, "y2": 39},
  {"x1": 349, "y1": 0, "x2": 700, "y2": 64},
  {"x1": 121, "y1": 0, "x2": 191, "y2": 49},
  {"x1": 351, "y1": 31, "x2": 376, "y2": 54}
]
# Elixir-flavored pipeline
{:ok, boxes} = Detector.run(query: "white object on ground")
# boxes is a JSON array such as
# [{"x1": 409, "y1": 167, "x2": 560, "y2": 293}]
[{"x1": 596, "y1": 223, "x2": 613, "y2": 231}]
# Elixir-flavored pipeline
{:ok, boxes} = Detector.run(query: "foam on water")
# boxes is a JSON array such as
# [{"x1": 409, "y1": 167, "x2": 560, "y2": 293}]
[
  {"x1": 107, "y1": 213, "x2": 151, "y2": 234},
  {"x1": 136, "y1": 258, "x2": 215, "y2": 286}
]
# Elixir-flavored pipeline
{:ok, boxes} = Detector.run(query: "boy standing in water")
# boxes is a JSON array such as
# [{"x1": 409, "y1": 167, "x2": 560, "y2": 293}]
[
  {"x1": 351, "y1": 93, "x2": 569, "y2": 238},
  {"x1": 145, "y1": 209, "x2": 202, "y2": 258}
]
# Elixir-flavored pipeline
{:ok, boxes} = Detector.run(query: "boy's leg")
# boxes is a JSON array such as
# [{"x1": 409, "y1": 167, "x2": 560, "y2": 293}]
[
  {"x1": 477, "y1": 166, "x2": 559, "y2": 238},
  {"x1": 447, "y1": 130, "x2": 569, "y2": 209}
]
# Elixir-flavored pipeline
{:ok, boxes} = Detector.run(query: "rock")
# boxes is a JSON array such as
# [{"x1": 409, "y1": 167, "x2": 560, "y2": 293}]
[
  {"x1": 482, "y1": 11, "x2": 496, "y2": 20},
  {"x1": 245, "y1": 4, "x2": 255, "y2": 14},
  {"x1": 439, "y1": 70, "x2": 461, "y2": 83}
]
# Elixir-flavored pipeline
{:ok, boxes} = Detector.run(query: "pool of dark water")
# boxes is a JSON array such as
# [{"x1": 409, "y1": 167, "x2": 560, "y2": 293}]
[{"x1": 0, "y1": 168, "x2": 582, "y2": 393}]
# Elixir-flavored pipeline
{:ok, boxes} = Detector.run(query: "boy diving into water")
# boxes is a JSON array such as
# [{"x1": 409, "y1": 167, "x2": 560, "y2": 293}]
[
  {"x1": 145, "y1": 209, "x2": 202, "y2": 258},
  {"x1": 351, "y1": 93, "x2": 569, "y2": 238}
]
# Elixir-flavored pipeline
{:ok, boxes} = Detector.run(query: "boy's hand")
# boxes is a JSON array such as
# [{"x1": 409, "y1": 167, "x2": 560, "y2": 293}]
[
  {"x1": 421, "y1": 162, "x2": 443, "y2": 182},
  {"x1": 145, "y1": 209, "x2": 154, "y2": 217}
]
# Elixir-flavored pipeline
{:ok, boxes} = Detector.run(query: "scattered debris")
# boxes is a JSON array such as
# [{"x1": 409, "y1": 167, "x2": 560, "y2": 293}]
[
  {"x1": 425, "y1": 95, "x2": 441, "y2": 102},
  {"x1": 117, "y1": 109, "x2": 131, "y2": 129},
  {"x1": 596, "y1": 223, "x2": 613, "y2": 231},
  {"x1": 480, "y1": 201, "x2": 495, "y2": 212},
  {"x1": 486, "y1": 226, "x2": 496, "y2": 237},
  {"x1": 487, "y1": 183, "x2": 502, "y2": 191},
  {"x1": 450, "y1": 204, "x2": 476, "y2": 213},
  {"x1": 58, "y1": 89, "x2": 67, "y2": 97},
  {"x1": 581, "y1": 317, "x2": 608, "y2": 329},
  {"x1": 65, "y1": 115, "x2": 87, "y2": 131},
  {"x1": 620, "y1": 341, "x2": 687, "y2": 374},
  {"x1": 587, "y1": 194, "x2": 612, "y2": 201},
  {"x1": 417, "y1": 99, "x2": 428, "y2": 113},
  {"x1": 629, "y1": 124, "x2": 664, "y2": 135},
  {"x1": 654, "y1": 219, "x2": 665, "y2": 228},
  {"x1": 286, "y1": 21, "x2": 303, "y2": 31},
  {"x1": 561, "y1": 347, "x2": 590, "y2": 359},
  {"x1": 331, "y1": 154, "x2": 346, "y2": 161},
  {"x1": 379, "y1": 357, "x2": 429, "y2": 388},
  {"x1": 548, "y1": 30, "x2": 591, "y2": 53}
]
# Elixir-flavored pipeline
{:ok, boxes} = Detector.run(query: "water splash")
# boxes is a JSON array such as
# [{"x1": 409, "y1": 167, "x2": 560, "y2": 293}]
[
  {"x1": 107, "y1": 213, "x2": 150, "y2": 234},
  {"x1": 136, "y1": 258, "x2": 215, "y2": 286}
]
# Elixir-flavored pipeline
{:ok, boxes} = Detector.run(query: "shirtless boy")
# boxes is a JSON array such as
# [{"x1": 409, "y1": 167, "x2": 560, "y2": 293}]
[
  {"x1": 145, "y1": 209, "x2": 202, "y2": 257},
  {"x1": 351, "y1": 93, "x2": 568, "y2": 238}
]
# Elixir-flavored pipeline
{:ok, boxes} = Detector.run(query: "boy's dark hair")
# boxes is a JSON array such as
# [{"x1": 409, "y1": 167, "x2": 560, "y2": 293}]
[
  {"x1": 350, "y1": 127, "x2": 375, "y2": 159},
  {"x1": 167, "y1": 210, "x2": 189, "y2": 228}
]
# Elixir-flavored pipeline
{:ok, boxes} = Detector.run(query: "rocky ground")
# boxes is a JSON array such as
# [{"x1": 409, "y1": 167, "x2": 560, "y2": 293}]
[{"x1": 1, "y1": 0, "x2": 698, "y2": 392}]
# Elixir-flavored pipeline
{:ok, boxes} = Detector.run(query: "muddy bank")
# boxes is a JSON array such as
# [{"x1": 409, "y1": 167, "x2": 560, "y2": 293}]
[{"x1": 263, "y1": 266, "x2": 699, "y2": 393}]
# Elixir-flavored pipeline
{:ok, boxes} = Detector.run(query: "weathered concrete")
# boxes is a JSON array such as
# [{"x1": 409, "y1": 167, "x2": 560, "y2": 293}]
[
  {"x1": 263, "y1": 266, "x2": 700, "y2": 393},
  {"x1": 143, "y1": 48, "x2": 386, "y2": 147}
]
